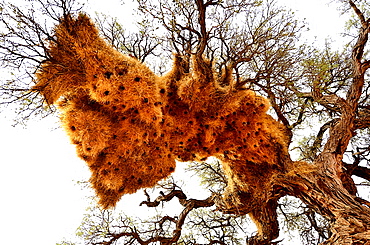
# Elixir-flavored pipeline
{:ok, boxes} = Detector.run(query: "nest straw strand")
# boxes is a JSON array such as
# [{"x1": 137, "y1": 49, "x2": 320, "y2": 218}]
[{"x1": 34, "y1": 14, "x2": 288, "y2": 209}]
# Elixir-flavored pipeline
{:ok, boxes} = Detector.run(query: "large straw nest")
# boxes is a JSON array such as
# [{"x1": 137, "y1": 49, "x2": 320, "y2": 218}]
[{"x1": 34, "y1": 14, "x2": 289, "y2": 209}]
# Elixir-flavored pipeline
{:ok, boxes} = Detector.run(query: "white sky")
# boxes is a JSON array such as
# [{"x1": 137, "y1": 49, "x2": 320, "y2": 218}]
[
  {"x1": 0, "y1": 0, "x2": 351, "y2": 244},
  {"x1": 280, "y1": 0, "x2": 347, "y2": 44}
]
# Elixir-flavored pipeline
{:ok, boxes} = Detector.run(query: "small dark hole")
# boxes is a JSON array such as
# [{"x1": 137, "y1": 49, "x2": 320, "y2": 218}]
[
  {"x1": 114, "y1": 168, "x2": 119, "y2": 171},
  {"x1": 116, "y1": 68, "x2": 127, "y2": 76},
  {"x1": 70, "y1": 126, "x2": 76, "y2": 131},
  {"x1": 86, "y1": 147, "x2": 91, "y2": 151},
  {"x1": 104, "y1": 91, "x2": 110, "y2": 96},
  {"x1": 119, "y1": 85, "x2": 125, "y2": 90},
  {"x1": 143, "y1": 98, "x2": 149, "y2": 103},
  {"x1": 134, "y1": 77, "x2": 141, "y2": 82},
  {"x1": 104, "y1": 72, "x2": 113, "y2": 79},
  {"x1": 160, "y1": 89, "x2": 165, "y2": 94},
  {"x1": 169, "y1": 167, "x2": 174, "y2": 171},
  {"x1": 112, "y1": 115, "x2": 119, "y2": 121},
  {"x1": 108, "y1": 162, "x2": 112, "y2": 165}
]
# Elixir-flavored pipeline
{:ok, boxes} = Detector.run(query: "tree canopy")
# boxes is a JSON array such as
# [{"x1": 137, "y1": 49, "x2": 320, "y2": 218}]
[{"x1": 1, "y1": 0, "x2": 370, "y2": 244}]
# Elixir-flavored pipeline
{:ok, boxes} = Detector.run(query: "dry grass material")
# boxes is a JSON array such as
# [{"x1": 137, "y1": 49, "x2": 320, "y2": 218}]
[{"x1": 33, "y1": 14, "x2": 289, "y2": 209}]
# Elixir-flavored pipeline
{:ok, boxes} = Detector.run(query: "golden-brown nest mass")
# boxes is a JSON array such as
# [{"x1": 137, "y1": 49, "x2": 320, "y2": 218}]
[{"x1": 33, "y1": 14, "x2": 288, "y2": 209}]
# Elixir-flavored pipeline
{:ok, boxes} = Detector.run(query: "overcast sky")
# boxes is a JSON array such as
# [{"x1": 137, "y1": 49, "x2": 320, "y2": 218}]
[{"x1": 0, "y1": 0, "x2": 349, "y2": 244}]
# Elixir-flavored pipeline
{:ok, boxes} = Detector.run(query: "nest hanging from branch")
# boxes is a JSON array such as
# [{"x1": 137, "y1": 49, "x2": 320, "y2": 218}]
[{"x1": 33, "y1": 14, "x2": 289, "y2": 209}]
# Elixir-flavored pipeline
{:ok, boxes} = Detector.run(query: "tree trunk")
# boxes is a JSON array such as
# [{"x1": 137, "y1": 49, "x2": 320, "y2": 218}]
[
  {"x1": 280, "y1": 157, "x2": 370, "y2": 244},
  {"x1": 247, "y1": 200, "x2": 279, "y2": 245},
  {"x1": 283, "y1": 3, "x2": 370, "y2": 242}
]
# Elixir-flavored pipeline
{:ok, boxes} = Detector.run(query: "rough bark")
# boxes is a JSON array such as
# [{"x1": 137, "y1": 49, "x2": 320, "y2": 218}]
[
  {"x1": 229, "y1": 2, "x2": 370, "y2": 243},
  {"x1": 279, "y1": 164, "x2": 370, "y2": 244},
  {"x1": 277, "y1": 2, "x2": 370, "y2": 243}
]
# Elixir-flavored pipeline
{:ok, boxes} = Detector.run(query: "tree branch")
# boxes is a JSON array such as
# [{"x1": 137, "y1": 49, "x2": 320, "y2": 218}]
[
  {"x1": 348, "y1": 0, "x2": 367, "y2": 27},
  {"x1": 140, "y1": 189, "x2": 187, "y2": 207},
  {"x1": 99, "y1": 187, "x2": 216, "y2": 245},
  {"x1": 346, "y1": 164, "x2": 370, "y2": 182}
]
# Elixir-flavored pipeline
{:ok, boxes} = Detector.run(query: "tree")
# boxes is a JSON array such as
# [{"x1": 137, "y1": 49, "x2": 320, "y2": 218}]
[{"x1": 1, "y1": 0, "x2": 370, "y2": 244}]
